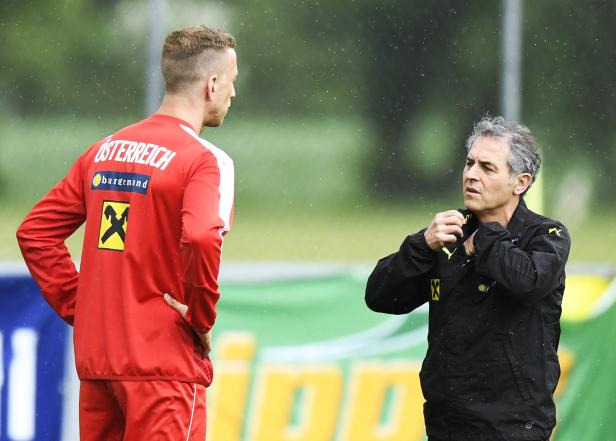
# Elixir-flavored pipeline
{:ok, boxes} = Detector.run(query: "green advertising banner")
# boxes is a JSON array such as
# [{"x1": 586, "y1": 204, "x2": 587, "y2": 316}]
[{"x1": 206, "y1": 264, "x2": 616, "y2": 441}]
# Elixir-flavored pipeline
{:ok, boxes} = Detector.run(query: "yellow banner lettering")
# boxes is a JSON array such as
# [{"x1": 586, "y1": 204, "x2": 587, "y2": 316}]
[
  {"x1": 340, "y1": 362, "x2": 424, "y2": 441},
  {"x1": 248, "y1": 365, "x2": 343, "y2": 441}
]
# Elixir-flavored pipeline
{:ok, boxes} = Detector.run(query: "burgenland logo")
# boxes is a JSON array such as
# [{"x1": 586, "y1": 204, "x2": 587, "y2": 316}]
[
  {"x1": 91, "y1": 171, "x2": 150, "y2": 195},
  {"x1": 98, "y1": 201, "x2": 130, "y2": 251}
]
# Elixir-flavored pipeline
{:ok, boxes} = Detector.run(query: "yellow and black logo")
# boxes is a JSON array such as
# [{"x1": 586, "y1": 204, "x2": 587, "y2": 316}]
[
  {"x1": 548, "y1": 227, "x2": 562, "y2": 237},
  {"x1": 430, "y1": 278, "x2": 441, "y2": 301},
  {"x1": 98, "y1": 201, "x2": 130, "y2": 251},
  {"x1": 441, "y1": 246, "x2": 457, "y2": 261},
  {"x1": 92, "y1": 173, "x2": 103, "y2": 188}
]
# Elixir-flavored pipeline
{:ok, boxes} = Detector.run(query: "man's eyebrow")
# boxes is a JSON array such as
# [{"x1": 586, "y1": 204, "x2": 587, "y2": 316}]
[
  {"x1": 478, "y1": 159, "x2": 497, "y2": 168},
  {"x1": 467, "y1": 156, "x2": 497, "y2": 168}
]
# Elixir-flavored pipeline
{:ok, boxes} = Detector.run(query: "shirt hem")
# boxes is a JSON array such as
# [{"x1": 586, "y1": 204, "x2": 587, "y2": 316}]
[{"x1": 77, "y1": 374, "x2": 212, "y2": 387}]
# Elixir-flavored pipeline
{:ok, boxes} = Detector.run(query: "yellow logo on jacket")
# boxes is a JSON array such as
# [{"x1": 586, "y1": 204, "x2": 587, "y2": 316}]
[
  {"x1": 98, "y1": 201, "x2": 130, "y2": 251},
  {"x1": 430, "y1": 278, "x2": 441, "y2": 301}
]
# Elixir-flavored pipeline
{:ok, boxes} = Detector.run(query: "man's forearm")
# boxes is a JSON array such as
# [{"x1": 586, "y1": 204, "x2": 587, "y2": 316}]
[
  {"x1": 366, "y1": 231, "x2": 434, "y2": 314},
  {"x1": 474, "y1": 222, "x2": 570, "y2": 304},
  {"x1": 181, "y1": 226, "x2": 223, "y2": 334},
  {"x1": 17, "y1": 214, "x2": 80, "y2": 325}
]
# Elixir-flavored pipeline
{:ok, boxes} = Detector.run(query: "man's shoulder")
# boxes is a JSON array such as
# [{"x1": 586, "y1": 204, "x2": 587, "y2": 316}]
[
  {"x1": 522, "y1": 208, "x2": 570, "y2": 245},
  {"x1": 177, "y1": 125, "x2": 233, "y2": 167},
  {"x1": 105, "y1": 117, "x2": 232, "y2": 162},
  {"x1": 92, "y1": 118, "x2": 148, "y2": 148},
  {"x1": 524, "y1": 207, "x2": 567, "y2": 232}
]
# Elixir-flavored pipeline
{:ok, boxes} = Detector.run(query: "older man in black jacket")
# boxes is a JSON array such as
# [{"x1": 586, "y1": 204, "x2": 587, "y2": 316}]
[{"x1": 366, "y1": 116, "x2": 570, "y2": 441}]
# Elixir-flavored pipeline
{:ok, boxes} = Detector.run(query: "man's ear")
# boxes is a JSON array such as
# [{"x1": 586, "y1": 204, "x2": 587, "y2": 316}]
[
  {"x1": 513, "y1": 173, "x2": 532, "y2": 195},
  {"x1": 204, "y1": 74, "x2": 217, "y2": 101}
]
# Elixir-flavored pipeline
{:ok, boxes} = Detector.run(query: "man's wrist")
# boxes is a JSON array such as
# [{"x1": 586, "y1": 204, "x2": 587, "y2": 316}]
[
  {"x1": 406, "y1": 230, "x2": 437, "y2": 256},
  {"x1": 474, "y1": 222, "x2": 509, "y2": 256}
]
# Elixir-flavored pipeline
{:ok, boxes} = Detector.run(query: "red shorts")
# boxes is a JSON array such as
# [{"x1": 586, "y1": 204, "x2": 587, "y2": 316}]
[{"x1": 79, "y1": 379, "x2": 206, "y2": 441}]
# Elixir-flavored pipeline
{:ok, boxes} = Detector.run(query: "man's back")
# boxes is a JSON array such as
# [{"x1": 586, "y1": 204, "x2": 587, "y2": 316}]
[
  {"x1": 18, "y1": 25, "x2": 238, "y2": 440},
  {"x1": 18, "y1": 113, "x2": 234, "y2": 386}
]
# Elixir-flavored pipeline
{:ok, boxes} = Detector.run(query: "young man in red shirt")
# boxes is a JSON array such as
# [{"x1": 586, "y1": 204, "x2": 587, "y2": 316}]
[{"x1": 17, "y1": 25, "x2": 238, "y2": 440}]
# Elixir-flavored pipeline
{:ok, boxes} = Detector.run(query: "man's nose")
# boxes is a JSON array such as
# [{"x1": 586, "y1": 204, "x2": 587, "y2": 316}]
[{"x1": 465, "y1": 164, "x2": 479, "y2": 180}]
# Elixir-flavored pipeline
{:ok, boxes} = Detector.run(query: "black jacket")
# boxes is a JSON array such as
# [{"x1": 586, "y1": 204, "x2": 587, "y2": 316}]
[{"x1": 365, "y1": 200, "x2": 570, "y2": 441}]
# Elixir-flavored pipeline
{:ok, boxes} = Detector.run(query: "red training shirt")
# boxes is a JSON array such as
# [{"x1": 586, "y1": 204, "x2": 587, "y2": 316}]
[{"x1": 16, "y1": 114, "x2": 234, "y2": 386}]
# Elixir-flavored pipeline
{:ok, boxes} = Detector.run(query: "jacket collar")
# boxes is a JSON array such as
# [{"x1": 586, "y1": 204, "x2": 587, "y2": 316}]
[
  {"x1": 461, "y1": 198, "x2": 530, "y2": 239},
  {"x1": 505, "y1": 198, "x2": 530, "y2": 239}
]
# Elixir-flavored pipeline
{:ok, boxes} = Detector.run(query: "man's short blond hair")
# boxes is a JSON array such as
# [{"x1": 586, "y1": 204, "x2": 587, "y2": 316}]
[{"x1": 162, "y1": 25, "x2": 236, "y2": 93}]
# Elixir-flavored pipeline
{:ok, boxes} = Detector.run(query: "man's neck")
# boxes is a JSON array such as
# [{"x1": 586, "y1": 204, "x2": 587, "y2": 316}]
[
  {"x1": 155, "y1": 94, "x2": 204, "y2": 134},
  {"x1": 475, "y1": 197, "x2": 520, "y2": 228}
]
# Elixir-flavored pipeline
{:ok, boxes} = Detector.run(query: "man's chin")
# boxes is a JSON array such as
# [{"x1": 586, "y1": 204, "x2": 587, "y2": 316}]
[
  {"x1": 203, "y1": 118, "x2": 223, "y2": 128},
  {"x1": 463, "y1": 198, "x2": 481, "y2": 212}
]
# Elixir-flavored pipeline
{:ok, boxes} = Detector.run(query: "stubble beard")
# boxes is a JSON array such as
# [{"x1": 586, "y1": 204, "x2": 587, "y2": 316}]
[
  {"x1": 203, "y1": 106, "x2": 229, "y2": 128},
  {"x1": 203, "y1": 113, "x2": 223, "y2": 128}
]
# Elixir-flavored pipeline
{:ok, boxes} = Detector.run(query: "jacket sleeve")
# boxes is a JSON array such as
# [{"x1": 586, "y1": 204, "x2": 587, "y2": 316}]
[
  {"x1": 16, "y1": 155, "x2": 87, "y2": 325},
  {"x1": 181, "y1": 152, "x2": 234, "y2": 334},
  {"x1": 365, "y1": 230, "x2": 435, "y2": 314},
  {"x1": 473, "y1": 220, "x2": 571, "y2": 304}
]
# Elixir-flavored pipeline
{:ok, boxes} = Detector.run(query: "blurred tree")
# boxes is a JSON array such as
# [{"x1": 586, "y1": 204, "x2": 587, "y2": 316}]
[
  {"x1": 231, "y1": 0, "x2": 505, "y2": 200},
  {"x1": 93, "y1": 0, "x2": 122, "y2": 7},
  {"x1": 352, "y1": 1, "x2": 501, "y2": 199},
  {"x1": 524, "y1": 0, "x2": 616, "y2": 202},
  {"x1": 230, "y1": 0, "x2": 361, "y2": 116},
  {"x1": 1, "y1": 0, "x2": 615, "y2": 203},
  {"x1": 0, "y1": 0, "x2": 141, "y2": 116}
]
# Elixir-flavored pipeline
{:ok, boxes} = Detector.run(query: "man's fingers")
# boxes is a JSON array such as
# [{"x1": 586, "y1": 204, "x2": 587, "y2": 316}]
[
  {"x1": 464, "y1": 240, "x2": 474, "y2": 256},
  {"x1": 164, "y1": 293, "x2": 188, "y2": 319},
  {"x1": 164, "y1": 293, "x2": 213, "y2": 357},
  {"x1": 437, "y1": 210, "x2": 465, "y2": 223},
  {"x1": 426, "y1": 210, "x2": 465, "y2": 252},
  {"x1": 438, "y1": 214, "x2": 464, "y2": 228},
  {"x1": 163, "y1": 292, "x2": 177, "y2": 306},
  {"x1": 437, "y1": 210, "x2": 462, "y2": 218},
  {"x1": 434, "y1": 212, "x2": 463, "y2": 230},
  {"x1": 200, "y1": 331, "x2": 213, "y2": 356},
  {"x1": 436, "y1": 233, "x2": 458, "y2": 244},
  {"x1": 464, "y1": 231, "x2": 477, "y2": 256},
  {"x1": 437, "y1": 224, "x2": 463, "y2": 237}
]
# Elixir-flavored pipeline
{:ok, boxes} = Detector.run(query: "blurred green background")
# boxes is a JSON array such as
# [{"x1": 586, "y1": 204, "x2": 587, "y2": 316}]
[{"x1": 1, "y1": 0, "x2": 614, "y2": 263}]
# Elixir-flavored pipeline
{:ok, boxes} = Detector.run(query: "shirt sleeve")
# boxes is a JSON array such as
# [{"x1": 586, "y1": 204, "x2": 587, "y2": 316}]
[
  {"x1": 365, "y1": 230, "x2": 435, "y2": 314},
  {"x1": 181, "y1": 152, "x2": 234, "y2": 334},
  {"x1": 16, "y1": 155, "x2": 87, "y2": 325},
  {"x1": 473, "y1": 220, "x2": 571, "y2": 304}
]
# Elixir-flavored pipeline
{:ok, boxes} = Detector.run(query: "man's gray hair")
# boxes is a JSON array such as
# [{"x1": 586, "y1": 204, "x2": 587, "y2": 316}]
[{"x1": 465, "y1": 115, "x2": 541, "y2": 196}]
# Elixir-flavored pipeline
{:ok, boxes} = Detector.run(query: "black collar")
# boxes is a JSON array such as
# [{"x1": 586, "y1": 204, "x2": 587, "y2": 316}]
[
  {"x1": 461, "y1": 198, "x2": 531, "y2": 239},
  {"x1": 504, "y1": 198, "x2": 530, "y2": 238}
]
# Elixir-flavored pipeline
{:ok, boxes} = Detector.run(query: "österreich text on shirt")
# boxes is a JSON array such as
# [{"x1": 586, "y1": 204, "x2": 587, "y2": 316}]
[{"x1": 94, "y1": 139, "x2": 176, "y2": 170}]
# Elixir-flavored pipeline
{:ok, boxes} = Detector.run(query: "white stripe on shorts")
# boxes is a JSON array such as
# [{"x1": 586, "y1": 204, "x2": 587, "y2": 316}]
[{"x1": 185, "y1": 383, "x2": 197, "y2": 441}]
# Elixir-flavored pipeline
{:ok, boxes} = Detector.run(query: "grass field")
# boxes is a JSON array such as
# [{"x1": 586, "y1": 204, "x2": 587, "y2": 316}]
[{"x1": 1, "y1": 116, "x2": 614, "y2": 264}]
